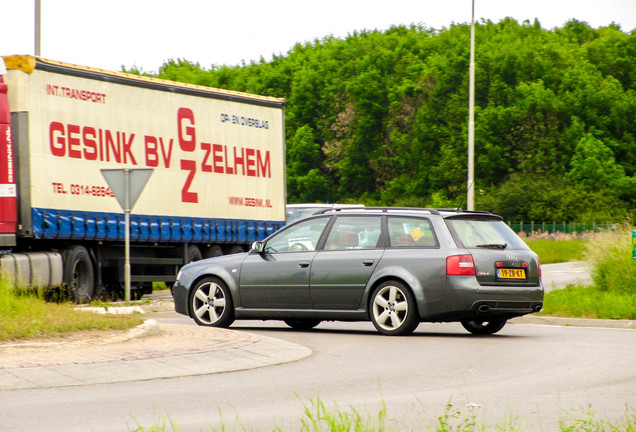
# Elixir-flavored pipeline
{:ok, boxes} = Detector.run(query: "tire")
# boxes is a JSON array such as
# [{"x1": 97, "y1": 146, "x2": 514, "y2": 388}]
[
  {"x1": 190, "y1": 277, "x2": 235, "y2": 327},
  {"x1": 370, "y1": 280, "x2": 419, "y2": 336},
  {"x1": 204, "y1": 244, "x2": 223, "y2": 259},
  {"x1": 461, "y1": 318, "x2": 507, "y2": 335},
  {"x1": 228, "y1": 245, "x2": 244, "y2": 255},
  {"x1": 186, "y1": 245, "x2": 203, "y2": 263},
  {"x1": 63, "y1": 245, "x2": 95, "y2": 304},
  {"x1": 284, "y1": 319, "x2": 321, "y2": 330}
]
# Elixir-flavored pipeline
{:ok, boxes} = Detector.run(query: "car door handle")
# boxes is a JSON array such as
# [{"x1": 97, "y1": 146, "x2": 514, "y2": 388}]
[
  {"x1": 362, "y1": 260, "x2": 374, "y2": 266},
  {"x1": 299, "y1": 261, "x2": 310, "y2": 268}
]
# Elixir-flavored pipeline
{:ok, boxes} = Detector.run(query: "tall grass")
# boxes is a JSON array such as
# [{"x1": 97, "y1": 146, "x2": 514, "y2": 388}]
[
  {"x1": 521, "y1": 232, "x2": 588, "y2": 264},
  {"x1": 0, "y1": 276, "x2": 144, "y2": 341},
  {"x1": 586, "y1": 225, "x2": 636, "y2": 294},
  {"x1": 541, "y1": 224, "x2": 636, "y2": 319}
]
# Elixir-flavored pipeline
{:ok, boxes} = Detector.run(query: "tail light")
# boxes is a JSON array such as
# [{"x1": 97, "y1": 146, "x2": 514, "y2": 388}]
[
  {"x1": 538, "y1": 257, "x2": 542, "y2": 278},
  {"x1": 446, "y1": 254, "x2": 475, "y2": 276}
]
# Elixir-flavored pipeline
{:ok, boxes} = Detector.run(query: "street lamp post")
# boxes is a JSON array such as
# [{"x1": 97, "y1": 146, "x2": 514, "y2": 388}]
[{"x1": 467, "y1": 0, "x2": 476, "y2": 211}]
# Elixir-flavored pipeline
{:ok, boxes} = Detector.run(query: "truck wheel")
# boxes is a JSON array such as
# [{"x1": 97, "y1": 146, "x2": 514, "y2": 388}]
[
  {"x1": 228, "y1": 245, "x2": 244, "y2": 254},
  {"x1": 187, "y1": 245, "x2": 203, "y2": 263},
  {"x1": 190, "y1": 277, "x2": 234, "y2": 327},
  {"x1": 204, "y1": 245, "x2": 223, "y2": 258},
  {"x1": 63, "y1": 246, "x2": 94, "y2": 304}
]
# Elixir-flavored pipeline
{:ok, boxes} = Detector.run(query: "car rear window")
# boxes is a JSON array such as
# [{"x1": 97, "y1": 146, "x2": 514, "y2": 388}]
[{"x1": 446, "y1": 218, "x2": 528, "y2": 249}]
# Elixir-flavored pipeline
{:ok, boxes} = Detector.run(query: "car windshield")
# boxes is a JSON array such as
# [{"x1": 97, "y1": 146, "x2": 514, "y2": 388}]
[
  {"x1": 446, "y1": 218, "x2": 528, "y2": 249},
  {"x1": 286, "y1": 207, "x2": 325, "y2": 224},
  {"x1": 264, "y1": 217, "x2": 329, "y2": 253}
]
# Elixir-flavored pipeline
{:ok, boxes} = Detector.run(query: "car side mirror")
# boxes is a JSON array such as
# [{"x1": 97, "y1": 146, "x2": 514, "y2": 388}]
[{"x1": 251, "y1": 241, "x2": 264, "y2": 253}]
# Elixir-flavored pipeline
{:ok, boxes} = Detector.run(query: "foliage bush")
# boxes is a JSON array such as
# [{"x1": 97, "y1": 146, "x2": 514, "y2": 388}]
[{"x1": 128, "y1": 19, "x2": 635, "y2": 222}]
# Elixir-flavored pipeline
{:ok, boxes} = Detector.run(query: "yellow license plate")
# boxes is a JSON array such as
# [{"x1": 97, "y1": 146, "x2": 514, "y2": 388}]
[{"x1": 498, "y1": 268, "x2": 526, "y2": 279}]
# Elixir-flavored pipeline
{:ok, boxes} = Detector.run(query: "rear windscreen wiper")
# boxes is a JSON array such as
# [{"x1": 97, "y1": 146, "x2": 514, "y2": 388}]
[{"x1": 475, "y1": 243, "x2": 507, "y2": 249}]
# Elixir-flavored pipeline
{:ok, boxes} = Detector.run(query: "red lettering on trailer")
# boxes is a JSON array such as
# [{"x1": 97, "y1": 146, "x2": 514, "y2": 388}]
[
  {"x1": 144, "y1": 136, "x2": 173, "y2": 168},
  {"x1": 46, "y1": 83, "x2": 106, "y2": 103},
  {"x1": 180, "y1": 159, "x2": 198, "y2": 203},
  {"x1": 212, "y1": 143, "x2": 224, "y2": 174},
  {"x1": 257, "y1": 150, "x2": 271, "y2": 178},
  {"x1": 177, "y1": 108, "x2": 196, "y2": 152},
  {"x1": 201, "y1": 142, "x2": 212, "y2": 172},
  {"x1": 49, "y1": 122, "x2": 138, "y2": 165},
  {"x1": 245, "y1": 148, "x2": 256, "y2": 177}
]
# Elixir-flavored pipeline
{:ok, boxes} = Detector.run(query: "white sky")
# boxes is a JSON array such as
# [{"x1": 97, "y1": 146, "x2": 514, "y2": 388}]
[{"x1": 2, "y1": 0, "x2": 635, "y2": 73}]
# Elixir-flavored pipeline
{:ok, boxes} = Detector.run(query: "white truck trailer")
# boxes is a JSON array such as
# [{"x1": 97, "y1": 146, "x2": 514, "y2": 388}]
[{"x1": 0, "y1": 55, "x2": 286, "y2": 302}]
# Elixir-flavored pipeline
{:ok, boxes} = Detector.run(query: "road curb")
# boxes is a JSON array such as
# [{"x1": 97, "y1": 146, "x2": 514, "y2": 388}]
[
  {"x1": 511, "y1": 315, "x2": 636, "y2": 329},
  {"x1": 0, "y1": 321, "x2": 312, "y2": 390}
]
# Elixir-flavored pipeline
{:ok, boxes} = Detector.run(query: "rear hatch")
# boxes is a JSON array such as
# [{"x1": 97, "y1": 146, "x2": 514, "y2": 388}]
[{"x1": 444, "y1": 215, "x2": 541, "y2": 286}]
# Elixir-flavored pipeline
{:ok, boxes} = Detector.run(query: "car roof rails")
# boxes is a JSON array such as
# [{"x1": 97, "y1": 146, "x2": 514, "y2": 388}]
[
  {"x1": 313, "y1": 206, "x2": 500, "y2": 218},
  {"x1": 314, "y1": 207, "x2": 443, "y2": 215}
]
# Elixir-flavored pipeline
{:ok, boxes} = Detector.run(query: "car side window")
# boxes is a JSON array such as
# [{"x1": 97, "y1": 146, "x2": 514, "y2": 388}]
[
  {"x1": 388, "y1": 217, "x2": 437, "y2": 248},
  {"x1": 264, "y1": 217, "x2": 329, "y2": 253},
  {"x1": 324, "y1": 216, "x2": 382, "y2": 250}
]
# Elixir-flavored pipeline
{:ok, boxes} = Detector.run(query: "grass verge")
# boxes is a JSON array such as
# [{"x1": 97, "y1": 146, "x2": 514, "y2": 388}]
[
  {"x1": 0, "y1": 277, "x2": 145, "y2": 341},
  {"x1": 129, "y1": 398, "x2": 636, "y2": 431},
  {"x1": 523, "y1": 235, "x2": 587, "y2": 264},
  {"x1": 540, "y1": 224, "x2": 636, "y2": 320}
]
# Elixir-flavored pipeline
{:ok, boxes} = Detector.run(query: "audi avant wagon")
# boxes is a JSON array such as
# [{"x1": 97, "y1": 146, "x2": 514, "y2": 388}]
[{"x1": 172, "y1": 208, "x2": 544, "y2": 336}]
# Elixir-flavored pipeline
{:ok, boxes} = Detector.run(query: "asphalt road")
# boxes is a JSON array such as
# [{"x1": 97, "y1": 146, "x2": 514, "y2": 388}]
[
  {"x1": 540, "y1": 260, "x2": 592, "y2": 291},
  {"x1": 1, "y1": 314, "x2": 635, "y2": 431},
  {"x1": 1, "y1": 261, "x2": 634, "y2": 431}
]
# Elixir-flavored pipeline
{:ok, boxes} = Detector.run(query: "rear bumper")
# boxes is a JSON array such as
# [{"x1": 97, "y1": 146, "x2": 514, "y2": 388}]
[{"x1": 420, "y1": 276, "x2": 544, "y2": 321}]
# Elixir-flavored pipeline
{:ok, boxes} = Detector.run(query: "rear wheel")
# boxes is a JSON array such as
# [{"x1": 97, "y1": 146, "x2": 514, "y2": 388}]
[
  {"x1": 63, "y1": 245, "x2": 94, "y2": 304},
  {"x1": 190, "y1": 277, "x2": 234, "y2": 327},
  {"x1": 461, "y1": 318, "x2": 507, "y2": 335},
  {"x1": 284, "y1": 319, "x2": 321, "y2": 330},
  {"x1": 370, "y1": 280, "x2": 419, "y2": 336}
]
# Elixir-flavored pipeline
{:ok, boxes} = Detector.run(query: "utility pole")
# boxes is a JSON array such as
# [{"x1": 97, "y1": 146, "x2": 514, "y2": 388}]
[
  {"x1": 35, "y1": 0, "x2": 41, "y2": 56},
  {"x1": 467, "y1": 0, "x2": 475, "y2": 210}
]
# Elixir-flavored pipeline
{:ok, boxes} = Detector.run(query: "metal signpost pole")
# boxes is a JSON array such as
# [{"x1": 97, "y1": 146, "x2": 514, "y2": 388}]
[
  {"x1": 100, "y1": 168, "x2": 153, "y2": 302},
  {"x1": 124, "y1": 169, "x2": 131, "y2": 301}
]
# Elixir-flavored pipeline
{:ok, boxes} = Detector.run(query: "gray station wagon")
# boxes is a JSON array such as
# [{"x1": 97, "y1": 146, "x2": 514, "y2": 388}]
[{"x1": 172, "y1": 208, "x2": 544, "y2": 336}]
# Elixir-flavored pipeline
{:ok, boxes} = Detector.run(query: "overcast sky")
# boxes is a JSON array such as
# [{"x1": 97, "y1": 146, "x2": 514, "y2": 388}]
[{"x1": 2, "y1": 0, "x2": 635, "y2": 73}]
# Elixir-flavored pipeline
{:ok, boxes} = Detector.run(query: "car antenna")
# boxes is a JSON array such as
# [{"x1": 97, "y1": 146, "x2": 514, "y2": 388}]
[{"x1": 456, "y1": 180, "x2": 475, "y2": 212}]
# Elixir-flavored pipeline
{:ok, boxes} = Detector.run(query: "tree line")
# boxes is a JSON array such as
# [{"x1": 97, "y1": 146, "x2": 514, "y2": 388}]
[{"x1": 127, "y1": 18, "x2": 635, "y2": 222}]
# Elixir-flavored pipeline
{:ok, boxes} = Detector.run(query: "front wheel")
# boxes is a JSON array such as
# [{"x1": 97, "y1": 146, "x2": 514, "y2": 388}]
[
  {"x1": 190, "y1": 277, "x2": 235, "y2": 327},
  {"x1": 370, "y1": 280, "x2": 419, "y2": 336},
  {"x1": 461, "y1": 318, "x2": 507, "y2": 335}
]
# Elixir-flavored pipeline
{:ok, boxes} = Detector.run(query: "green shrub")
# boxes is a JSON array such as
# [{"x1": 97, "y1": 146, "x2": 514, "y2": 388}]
[{"x1": 585, "y1": 225, "x2": 636, "y2": 294}]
